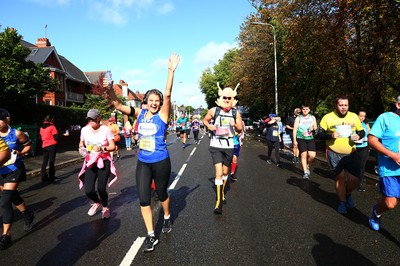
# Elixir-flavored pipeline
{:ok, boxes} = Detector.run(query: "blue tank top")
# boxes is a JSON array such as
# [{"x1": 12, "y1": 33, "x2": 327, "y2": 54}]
[
  {"x1": 0, "y1": 127, "x2": 24, "y2": 174},
  {"x1": 137, "y1": 109, "x2": 169, "y2": 163}
]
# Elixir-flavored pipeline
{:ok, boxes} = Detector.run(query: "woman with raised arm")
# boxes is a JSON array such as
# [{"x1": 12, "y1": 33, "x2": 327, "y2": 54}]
[{"x1": 107, "y1": 53, "x2": 180, "y2": 252}]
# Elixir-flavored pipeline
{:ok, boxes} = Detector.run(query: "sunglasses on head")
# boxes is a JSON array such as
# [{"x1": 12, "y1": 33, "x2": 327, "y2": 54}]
[{"x1": 223, "y1": 96, "x2": 232, "y2": 100}]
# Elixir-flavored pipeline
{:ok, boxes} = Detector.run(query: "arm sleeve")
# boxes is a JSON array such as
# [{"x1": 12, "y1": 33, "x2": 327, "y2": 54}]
[{"x1": 316, "y1": 126, "x2": 333, "y2": 140}]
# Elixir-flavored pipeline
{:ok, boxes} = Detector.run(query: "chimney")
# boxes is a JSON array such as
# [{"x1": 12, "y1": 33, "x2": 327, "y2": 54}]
[{"x1": 36, "y1": 38, "x2": 51, "y2": 47}]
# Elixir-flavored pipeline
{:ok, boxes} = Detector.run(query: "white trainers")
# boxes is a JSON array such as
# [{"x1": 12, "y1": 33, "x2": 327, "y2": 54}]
[
  {"x1": 88, "y1": 203, "x2": 100, "y2": 216},
  {"x1": 102, "y1": 207, "x2": 110, "y2": 220}
]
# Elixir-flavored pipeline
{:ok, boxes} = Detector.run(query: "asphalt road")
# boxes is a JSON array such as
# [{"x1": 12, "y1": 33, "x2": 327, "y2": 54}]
[{"x1": 1, "y1": 131, "x2": 399, "y2": 265}]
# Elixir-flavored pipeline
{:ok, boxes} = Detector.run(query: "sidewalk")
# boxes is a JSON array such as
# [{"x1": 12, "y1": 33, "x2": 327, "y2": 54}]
[{"x1": 24, "y1": 147, "x2": 84, "y2": 178}]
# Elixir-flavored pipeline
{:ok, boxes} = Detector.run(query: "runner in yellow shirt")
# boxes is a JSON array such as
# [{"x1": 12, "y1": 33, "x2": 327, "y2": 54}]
[{"x1": 317, "y1": 96, "x2": 365, "y2": 214}]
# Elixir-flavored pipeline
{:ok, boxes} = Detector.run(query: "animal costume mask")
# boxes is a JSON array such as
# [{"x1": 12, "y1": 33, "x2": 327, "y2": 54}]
[{"x1": 215, "y1": 82, "x2": 239, "y2": 112}]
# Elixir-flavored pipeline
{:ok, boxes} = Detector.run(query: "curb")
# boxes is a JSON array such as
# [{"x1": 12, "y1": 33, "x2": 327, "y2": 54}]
[{"x1": 26, "y1": 157, "x2": 84, "y2": 178}]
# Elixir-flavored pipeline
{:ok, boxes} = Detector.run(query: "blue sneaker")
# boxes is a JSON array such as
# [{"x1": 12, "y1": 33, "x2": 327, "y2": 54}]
[
  {"x1": 337, "y1": 201, "x2": 347, "y2": 214},
  {"x1": 346, "y1": 195, "x2": 355, "y2": 209},
  {"x1": 369, "y1": 205, "x2": 381, "y2": 231}
]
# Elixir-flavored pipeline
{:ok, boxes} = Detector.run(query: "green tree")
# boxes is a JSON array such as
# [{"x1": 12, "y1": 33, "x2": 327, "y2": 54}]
[
  {"x1": 239, "y1": 0, "x2": 400, "y2": 118},
  {"x1": 81, "y1": 93, "x2": 126, "y2": 119},
  {"x1": 0, "y1": 27, "x2": 59, "y2": 104}
]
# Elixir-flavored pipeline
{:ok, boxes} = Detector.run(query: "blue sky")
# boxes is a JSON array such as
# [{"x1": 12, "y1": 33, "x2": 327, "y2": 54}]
[{"x1": 2, "y1": 0, "x2": 255, "y2": 108}]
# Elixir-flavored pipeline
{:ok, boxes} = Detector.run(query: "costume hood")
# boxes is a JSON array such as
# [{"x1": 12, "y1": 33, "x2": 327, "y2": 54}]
[{"x1": 215, "y1": 82, "x2": 239, "y2": 111}]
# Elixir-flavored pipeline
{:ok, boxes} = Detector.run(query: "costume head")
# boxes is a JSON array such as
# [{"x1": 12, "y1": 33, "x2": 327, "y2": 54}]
[{"x1": 215, "y1": 82, "x2": 239, "y2": 112}]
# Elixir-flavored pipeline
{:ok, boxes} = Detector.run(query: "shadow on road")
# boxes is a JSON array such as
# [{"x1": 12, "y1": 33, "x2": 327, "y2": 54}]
[
  {"x1": 312, "y1": 233, "x2": 375, "y2": 265},
  {"x1": 36, "y1": 218, "x2": 121, "y2": 265},
  {"x1": 155, "y1": 184, "x2": 200, "y2": 236}
]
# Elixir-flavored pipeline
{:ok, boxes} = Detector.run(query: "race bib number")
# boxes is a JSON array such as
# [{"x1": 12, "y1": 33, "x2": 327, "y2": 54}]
[
  {"x1": 86, "y1": 142, "x2": 100, "y2": 153},
  {"x1": 272, "y1": 129, "x2": 279, "y2": 137},
  {"x1": 303, "y1": 129, "x2": 313, "y2": 137},
  {"x1": 336, "y1": 125, "x2": 352, "y2": 138},
  {"x1": 139, "y1": 135, "x2": 156, "y2": 152},
  {"x1": 216, "y1": 117, "x2": 231, "y2": 137}
]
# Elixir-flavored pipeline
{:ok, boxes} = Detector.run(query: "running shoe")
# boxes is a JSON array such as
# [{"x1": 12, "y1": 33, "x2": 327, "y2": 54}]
[
  {"x1": 0, "y1": 234, "x2": 11, "y2": 250},
  {"x1": 50, "y1": 177, "x2": 62, "y2": 183},
  {"x1": 346, "y1": 195, "x2": 355, "y2": 209},
  {"x1": 357, "y1": 186, "x2": 366, "y2": 192},
  {"x1": 24, "y1": 211, "x2": 35, "y2": 232},
  {"x1": 230, "y1": 173, "x2": 237, "y2": 182},
  {"x1": 306, "y1": 166, "x2": 310, "y2": 175},
  {"x1": 143, "y1": 235, "x2": 159, "y2": 252},
  {"x1": 369, "y1": 205, "x2": 381, "y2": 231},
  {"x1": 214, "y1": 202, "x2": 223, "y2": 214},
  {"x1": 102, "y1": 207, "x2": 110, "y2": 220},
  {"x1": 88, "y1": 203, "x2": 100, "y2": 216},
  {"x1": 266, "y1": 160, "x2": 272, "y2": 164},
  {"x1": 162, "y1": 219, "x2": 172, "y2": 233},
  {"x1": 303, "y1": 173, "x2": 309, "y2": 179},
  {"x1": 337, "y1": 201, "x2": 347, "y2": 214}
]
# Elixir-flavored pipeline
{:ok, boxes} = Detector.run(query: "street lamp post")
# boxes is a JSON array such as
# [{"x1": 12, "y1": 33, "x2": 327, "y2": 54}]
[{"x1": 251, "y1": 21, "x2": 278, "y2": 116}]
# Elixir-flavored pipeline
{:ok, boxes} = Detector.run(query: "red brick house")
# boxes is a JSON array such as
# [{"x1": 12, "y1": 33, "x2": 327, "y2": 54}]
[{"x1": 22, "y1": 37, "x2": 92, "y2": 106}]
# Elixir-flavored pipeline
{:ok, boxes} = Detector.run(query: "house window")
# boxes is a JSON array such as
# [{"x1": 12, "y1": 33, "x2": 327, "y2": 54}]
[
  {"x1": 45, "y1": 100, "x2": 52, "y2": 105},
  {"x1": 30, "y1": 49, "x2": 38, "y2": 55}
]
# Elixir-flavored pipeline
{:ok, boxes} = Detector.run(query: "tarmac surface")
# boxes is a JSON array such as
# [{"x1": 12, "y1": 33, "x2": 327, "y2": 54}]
[{"x1": 3, "y1": 129, "x2": 398, "y2": 265}]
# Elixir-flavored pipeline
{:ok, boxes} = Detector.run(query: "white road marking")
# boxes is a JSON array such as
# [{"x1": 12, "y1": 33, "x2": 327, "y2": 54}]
[
  {"x1": 168, "y1": 163, "x2": 187, "y2": 191},
  {"x1": 119, "y1": 237, "x2": 145, "y2": 266},
  {"x1": 120, "y1": 135, "x2": 199, "y2": 264}
]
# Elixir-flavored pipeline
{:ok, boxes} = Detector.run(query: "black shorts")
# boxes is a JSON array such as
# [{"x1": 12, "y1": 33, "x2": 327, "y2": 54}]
[
  {"x1": 296, "y1": 138, "x2": 316, "y2": 153},
  {"x1": 327, "y1": 149, "x2": 361, "y2": 177},
  {"x1": 0, "y1": 164, "x2": 27, "y2": 185},
  {"x1": 209, "y1": 147, "x2": 234, "y2": 167}
]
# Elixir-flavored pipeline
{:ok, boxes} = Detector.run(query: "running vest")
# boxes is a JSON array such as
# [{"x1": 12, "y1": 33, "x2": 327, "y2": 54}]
[
  {"x1": 177, "y1": 116, "x2": 188, "y2": 130},
  {"x1": 0, "y1": 127, "x2": 24, "y2": 174},
  {"x1": 210, "y1": 107, "x2": 236, "y2": 149},
  {"x1": 296, "y1": 114, "x2": 315, "y2": 140},
  {"x1": 137, "y1": 109, "x2": 169, "y2": 163}
]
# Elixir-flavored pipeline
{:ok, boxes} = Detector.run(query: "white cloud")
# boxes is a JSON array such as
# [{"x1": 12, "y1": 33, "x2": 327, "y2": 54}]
[
  {"x1": 26, "y1": 0, "x2": 72, "y2": 5},
  {"x1": 88, "y1": 0, "x2": 171, "y2": 25},
  {"x1": 151, "y1": 57, "x2": 168, "y2": 71},
  {"x1": 194, "y1": 41, "x2": 237, "y2": 68},
  {"x1": 157, "y1": 2, "x2": 174, "y2": 14}
]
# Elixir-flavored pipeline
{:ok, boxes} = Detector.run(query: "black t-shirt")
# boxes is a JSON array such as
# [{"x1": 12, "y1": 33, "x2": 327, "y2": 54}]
[{"x1": 286, "y1": 116, "x2": 296, "y2": 132}]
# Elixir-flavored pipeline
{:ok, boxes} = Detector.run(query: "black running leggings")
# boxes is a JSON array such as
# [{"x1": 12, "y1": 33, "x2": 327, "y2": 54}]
[
  {"x1": 1, "y1": 189, "x2": 24, "y2": 224},
  {"x1": 83, "y1": 160, "x2": 110, "y2": 207},
  {"x1": 266, "y1": 139, "x2": 280, "y2": 163},
  {"x1": 41, "y1": 144, "x2": 56, "y2": 180},
  {"x1": 136, "y1": 157, "x2": 171, "y2": 206}
]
